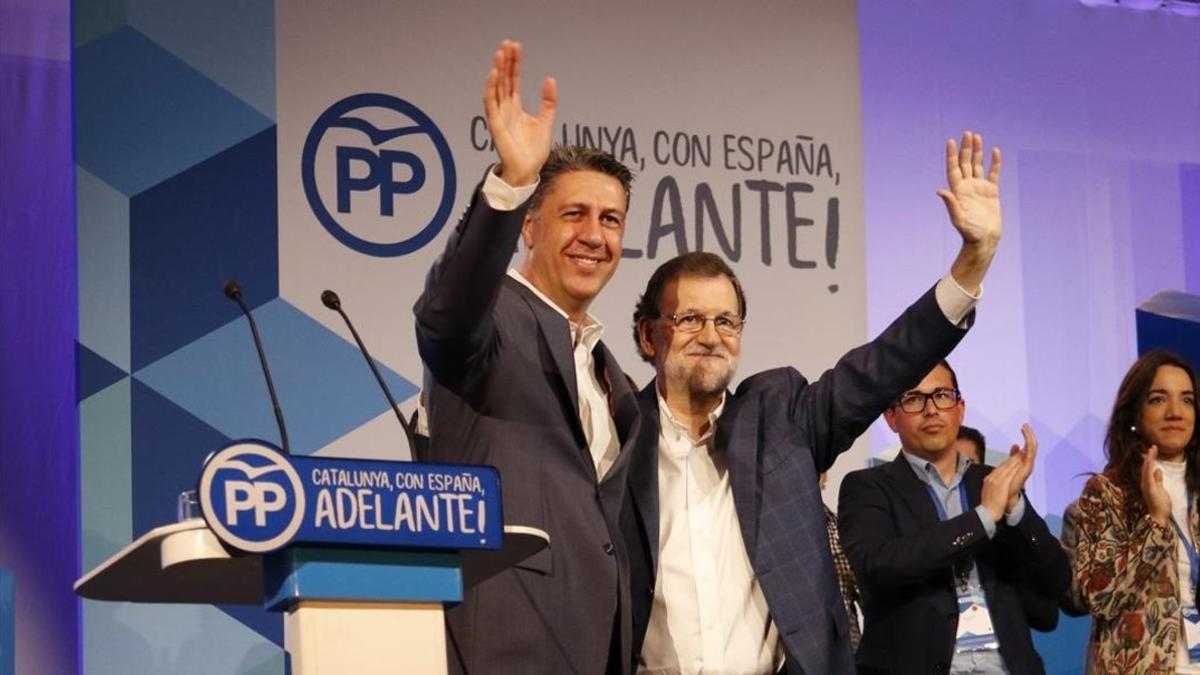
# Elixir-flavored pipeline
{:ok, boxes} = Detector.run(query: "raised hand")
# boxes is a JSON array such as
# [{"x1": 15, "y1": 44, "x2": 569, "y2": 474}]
[
  {"x1": 941, "y1": 130, "x2": 1002, "y2": 293},
  {"x1": 981, "y1": 456, "x2": 1019, "y2": 523},
  {"x1": 1004, "y1": 423, "x2": 1037, "y2": 513},
  {"x1": 1141, "y1": 445, "x2": 1172, "y2": 526},
  {"x1": 483, "y1": 39, "x2": 557, "y2": 187},
  {"x1": 938, "y1": 131, "x2": 1002, "y2": 248}
]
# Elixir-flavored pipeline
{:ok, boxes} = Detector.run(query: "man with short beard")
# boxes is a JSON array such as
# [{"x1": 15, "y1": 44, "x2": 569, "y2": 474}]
[{"x1": 619, "y1": 132, "x2": 1004, "y2": 675}]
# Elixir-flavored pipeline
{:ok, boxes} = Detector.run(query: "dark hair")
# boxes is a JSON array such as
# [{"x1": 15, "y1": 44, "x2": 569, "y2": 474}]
[
  {"x1": 892, "y1": 359, "x2": 959, "y2": 408},
  {"x1": 957, "y1": 425, "x2": 987, "y2": 464},
  {"x1": 631, "y1": 252, "x2": 747, "y2": 363},
  {"x1": 1103, "y1": 349, "x2": 1200, "y2": 521},
  {"x1": 529, "y1": 145, "x2": 634, "y2": 214}
]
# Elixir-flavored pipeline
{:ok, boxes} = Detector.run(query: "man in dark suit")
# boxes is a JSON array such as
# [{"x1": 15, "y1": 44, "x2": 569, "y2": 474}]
[
  {"x1": 414, "y1": 40, "x2": 641, "y2": 674},
  {"x1": 838, "y1": 362, "x2": 1070, "y2": 674},
  {"x1": 620, "y1": 132, "x2": 1005, "y2": 674}
]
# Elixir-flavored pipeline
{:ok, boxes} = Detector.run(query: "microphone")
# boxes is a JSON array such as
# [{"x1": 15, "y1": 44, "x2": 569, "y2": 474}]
[
  {"x1": 321, "y1": 289, "x2": 417, "y2": 457},
  {"x1": 223, "y1": 280, "x2": 291, "y2": 454}
]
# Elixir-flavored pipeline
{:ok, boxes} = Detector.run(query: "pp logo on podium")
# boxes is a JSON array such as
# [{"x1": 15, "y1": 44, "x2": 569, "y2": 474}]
[{"x1": 199, "y1": 441, "x2": 306, "y2": 553}]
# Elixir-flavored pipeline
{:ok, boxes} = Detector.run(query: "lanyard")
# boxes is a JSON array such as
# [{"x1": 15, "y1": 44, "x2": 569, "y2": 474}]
[
  {"x1": 924, "y1": 481, "x2": 974, "y2": 591},
  {"x1": 923, "y1": 481, "x2": 970, "y2": 522},
  {"x1": 1170, "y1": 489, "x2": 1200, "y2": 597}
]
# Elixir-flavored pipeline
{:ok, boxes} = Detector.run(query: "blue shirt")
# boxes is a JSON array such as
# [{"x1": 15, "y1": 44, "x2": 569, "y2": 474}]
[{"x1": 900, "y1": 451, "x2": 1026, "y2": 675}]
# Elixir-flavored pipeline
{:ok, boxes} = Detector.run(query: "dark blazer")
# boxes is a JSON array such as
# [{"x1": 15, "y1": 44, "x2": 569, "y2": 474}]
[
  {"x1": 414, "y1": 183, "x2": 641, "y2": 675},
  {"x1": 620, "y1": 286, "x2": 967, "y2": 675},
  {"x1": 838, "y1": 457, "x2": 1071, "y2": 675}
]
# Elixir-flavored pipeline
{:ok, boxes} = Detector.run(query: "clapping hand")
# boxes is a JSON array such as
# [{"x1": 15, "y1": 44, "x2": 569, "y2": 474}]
[{"x1": 1141, "y1": 445, "x2": 1172, "y2": 526}]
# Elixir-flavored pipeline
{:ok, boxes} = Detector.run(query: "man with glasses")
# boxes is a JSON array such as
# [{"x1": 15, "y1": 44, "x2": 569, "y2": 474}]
[
  {"x1": 837, "y1": 361, "x2": 1069, "y2": 674},
  {"x1": 620, "y1": 132, "x2": 1009, "y2": 674}
]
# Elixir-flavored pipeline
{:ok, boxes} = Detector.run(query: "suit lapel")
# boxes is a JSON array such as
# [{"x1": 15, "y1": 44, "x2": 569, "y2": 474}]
[
  {"x1": 595, "y1": 344, "x2": 642, "y2": 497},
  {"x1": 719, "y1": 392, "x2": 759, "y2": 556},
  {"x1": 595, "y1": 345, "x2": 638, "y2": 448},
  {"x1": 628, "y1": 382, "x2": 662, "y2": 571},
  {"x1": 882, "y1": 456, "x2": 940, "y2": 526},
  {"x1": 508, "y1": 278, "x2": 587, "y2": 448},
  {"x1": 962, "y1": 465, "x2": 994, "y2": 591}
]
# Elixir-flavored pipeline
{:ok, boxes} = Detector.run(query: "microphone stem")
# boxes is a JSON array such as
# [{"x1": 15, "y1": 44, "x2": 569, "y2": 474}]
[
  {"x1": 234, "y1": 295, "x2": 291, "y2": 455},
  {"x1": 335, "y1": 307, "x2": 417, "y2": 454}
]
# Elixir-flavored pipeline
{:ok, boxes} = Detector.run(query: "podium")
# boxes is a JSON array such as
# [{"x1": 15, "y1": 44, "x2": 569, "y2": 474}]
[{"x1": 75, "y1": 441, "x2": 547, "y2": 675}]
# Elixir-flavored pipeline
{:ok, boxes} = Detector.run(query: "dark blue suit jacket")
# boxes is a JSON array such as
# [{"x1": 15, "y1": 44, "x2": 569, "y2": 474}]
[
  {"x1": 415, "y1": 183, "x2": 642, "y2": 675},
  {"x1": 838, "y1": 457, "x2": 1070, "y2": 675},
  {"x1": 620, "y1": 285, "x2": 967, "y2": 674}
]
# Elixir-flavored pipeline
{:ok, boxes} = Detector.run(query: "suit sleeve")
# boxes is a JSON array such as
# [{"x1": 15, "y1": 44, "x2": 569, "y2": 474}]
[
  {"x1": 992, "y1": 498, "x2": 1072, "y2": 599},
  {"x1": 790, "y1": 285, "x2": 969, "y2": 473},
  {"x1": 1073, "y1": 473, "x2": 1177, "y2": 621},
  {"x1": 413, "y1": 179, "x2": 527, "y2": 380},
  {"x1": 838, "y1": 469, "x2": 990, "y2": 590}
]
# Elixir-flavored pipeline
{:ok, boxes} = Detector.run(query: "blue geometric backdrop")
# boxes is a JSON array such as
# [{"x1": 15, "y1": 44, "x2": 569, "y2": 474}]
[{"x1": 74, "y1": 5, "x2": 416, "y2": 672}]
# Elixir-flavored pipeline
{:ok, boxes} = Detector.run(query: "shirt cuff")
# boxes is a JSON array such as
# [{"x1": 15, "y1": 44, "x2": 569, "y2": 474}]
[
  {"x1": 1005, "y1": 495, "x2": 1026, "y2": 527},
  {"x1": 975, "y1": 505, "x2": 997, "y2": 539},
  {"x1": 934, "y1": 273, "x2": 982, "y2": 328},
  {"x1": 481, "y1": 164, "x2": 538, "y2": 211}
]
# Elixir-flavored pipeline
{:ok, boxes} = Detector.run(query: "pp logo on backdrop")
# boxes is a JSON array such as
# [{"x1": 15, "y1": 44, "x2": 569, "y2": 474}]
[
  {"x1": 199, "y1": 441, "x2": 306, "y2": 553},
  {"x1": 302, "y1": 93, "x2": 456, "y2": 257}
]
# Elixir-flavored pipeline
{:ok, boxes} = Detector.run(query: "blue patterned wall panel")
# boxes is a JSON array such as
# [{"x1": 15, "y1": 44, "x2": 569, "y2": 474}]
[
  {"x1": 77, "y1": 167, "x2": 131, "y2": 371},
  {"x1": 73, "y1": 0, "x2": 125, "y2": 47},
  {"x1": 129, "y1": 379, "x2": 231, "y2": 536},
  {"x1": 75, "y1": 26, "x2": 271, "y2": 196},
  {"x1": 127, "y1": 0, "x2": 275, "y2": 119},
  {"x1": 83, "y1": 602, "x2": 283, "y2": 675},
  {"x1": 78, "y1": 344, "x2": 127, "y2": 401},
  {"x1": 80, "y1": 379, "x2": 132, "y2": 573},
  {"x1": 135, "y1": 297, "x2": 417, "y2": 457},
  {"x1": 129, "y1": 127, "x2": 278, "y2": 371}
]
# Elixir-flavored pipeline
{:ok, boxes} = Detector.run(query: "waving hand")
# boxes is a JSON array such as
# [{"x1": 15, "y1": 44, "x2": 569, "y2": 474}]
[{"x1": 483, "y1": 40, "x2": 557, "y2": 187}]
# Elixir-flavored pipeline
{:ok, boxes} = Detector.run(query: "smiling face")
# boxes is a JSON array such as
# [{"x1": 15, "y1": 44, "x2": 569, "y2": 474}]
[
  {"x1": 519, "y1": 170, "x2": 626, "y2": 321},
  {"x1": 1138, "y1": 364, "x2": 1197, "y2": 461},
  {"x1": 884, "y1": 364, "x2": 965, "y2": 461},
  {"x1": 638, "y1": 274, "x2": 742, "y2": 404}
]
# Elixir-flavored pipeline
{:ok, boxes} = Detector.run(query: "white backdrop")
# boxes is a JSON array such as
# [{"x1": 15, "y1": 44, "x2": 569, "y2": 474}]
[{"x1": 277, "y1": 0, "x2": 867, "y2": 497}]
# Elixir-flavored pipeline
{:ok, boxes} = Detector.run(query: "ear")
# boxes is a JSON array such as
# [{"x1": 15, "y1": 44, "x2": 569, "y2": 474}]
[
  {"x1": 636, "y1": 319, "x2": 657, "y2": 360},
  {"x1": 883, "y1": 406, "x2": 899, "y2": 432},
  {"x1": 521, "y1": 211, "x2": 536, "y2": 249}
]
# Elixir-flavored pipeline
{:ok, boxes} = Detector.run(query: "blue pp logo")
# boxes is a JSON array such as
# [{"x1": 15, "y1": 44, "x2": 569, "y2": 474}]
[
  {"x1": 302, "y1": 93, "x2": 457, "y2": 257},
  {"x1": 199, "y1": 442, "x2": 306, "y2": 553}
]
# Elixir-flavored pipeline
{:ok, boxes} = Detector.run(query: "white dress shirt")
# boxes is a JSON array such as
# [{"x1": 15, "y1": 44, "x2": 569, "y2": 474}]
[
  {"x1": 639, "y1": 395, "x2": 783, "y2": 675},
  {"x1": 507, "y1": 269, "x2": 619, "y2": 480}
]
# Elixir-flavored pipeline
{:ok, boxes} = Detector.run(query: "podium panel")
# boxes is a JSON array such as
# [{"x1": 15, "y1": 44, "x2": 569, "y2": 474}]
[{"x1": 286, "y1": 601, "x2": 447, "y2": 675}]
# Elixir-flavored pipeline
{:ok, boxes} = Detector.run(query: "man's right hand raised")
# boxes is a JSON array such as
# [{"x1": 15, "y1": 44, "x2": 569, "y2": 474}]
[{"x1": 484, "y1": 40, "x2": 557, "y2": 188}]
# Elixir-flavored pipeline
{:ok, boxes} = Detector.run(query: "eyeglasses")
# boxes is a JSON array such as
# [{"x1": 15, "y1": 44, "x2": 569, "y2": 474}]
[
  {"x1": 661, "y1": 312, "x2": 746, "y2": 337},
  {"x1": 894, "y1": 388, "x2": 961, "y2": 414}
]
